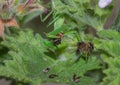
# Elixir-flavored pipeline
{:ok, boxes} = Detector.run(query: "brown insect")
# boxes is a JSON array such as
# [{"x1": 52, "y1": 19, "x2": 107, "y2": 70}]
[
  {"x1": 76, "y1": 42, "x2": 94, "y2": 54},
  {"x1": 73, "y1": 74, "x2": 80, "y2": 83},
  {"x1": 49, "y1": 74, "x2": 58, "y2": 78},
  {"x1": 76, "y1": 42, "x2": 94, "y2": 63},
  {"x1": 52, "y1": 32, "x2": 64, "y2": 45}
]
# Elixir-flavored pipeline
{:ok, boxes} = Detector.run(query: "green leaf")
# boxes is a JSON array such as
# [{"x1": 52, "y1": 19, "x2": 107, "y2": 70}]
[
  {"x1": 0, "y1": 30, "x2": 101, "y2": 85},
  {"x1": 101, "y1": 55, "x2": 120, "y2": 85},
  {"x1": 54, "y1": 17, "x2": 65, "y2": 30},
  {"x1": 49, "y1": 56, "x2": 101, "y2": 85},
  {"x1": 51, "y1": 0, "x2": 112, "y2": 31},
  {"x1": 23, "y1": 10, "x2": 43, "y2": 24},
  {"x1": 95, "y1": 30, "x2": 120, "y2": 57},
  {"x1": 98, "y1": 30, "x2": 120, "y2": 41},
  {"x1": 48, "y1": 25, "x2": 68, "y2": 35},
  {"x1": 0, "y1": 31, "x2": 55, "y2": 85}
]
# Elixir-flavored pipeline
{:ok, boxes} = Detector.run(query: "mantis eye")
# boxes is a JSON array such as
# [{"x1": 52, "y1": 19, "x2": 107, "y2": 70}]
[{"x1": 98, "y1": 0, "x2": 112, "y2": 8}]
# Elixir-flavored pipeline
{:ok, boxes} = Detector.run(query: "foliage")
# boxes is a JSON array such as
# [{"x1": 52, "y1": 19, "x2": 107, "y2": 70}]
[
  {"x1": 51, "y1": 0, "x2": 112, "y2": 31},
  {"x1": 0, "y1": 31, "x2": 100, "y2": 85},
  {"x1": 94, "y1": 30, "x2": 120, "y2": 85},
  {"x1": 100, "y1": 54, "x2": 120, "y2": 85},
  {"x1": 0, "y1": 0, "x2": 120, "y2": 85}
]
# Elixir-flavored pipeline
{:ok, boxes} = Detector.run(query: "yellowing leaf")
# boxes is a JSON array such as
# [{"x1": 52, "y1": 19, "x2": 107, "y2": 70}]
[
  {"x1": 4, "y1": 18, "x2": 19, "y2": 28},
  {"x1": 0, "y1": 17, "x2": 19, "y2": 39},
  {"x1": 0, "y1": 20, "x2": 5, "y2": 39}
]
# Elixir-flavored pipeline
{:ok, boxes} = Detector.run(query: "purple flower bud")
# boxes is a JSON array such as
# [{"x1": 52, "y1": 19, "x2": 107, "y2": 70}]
[{"x1": 98, "y1": 0, "x2": 112, "y2": 8}]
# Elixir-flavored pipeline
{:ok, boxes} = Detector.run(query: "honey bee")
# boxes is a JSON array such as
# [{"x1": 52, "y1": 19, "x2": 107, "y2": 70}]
[
  {"x1": 52, "y1": 32, "x2": 64, "y2": 45},
  {"x1": 76, "y1": 42, "x2": 94, "y2": 63}
]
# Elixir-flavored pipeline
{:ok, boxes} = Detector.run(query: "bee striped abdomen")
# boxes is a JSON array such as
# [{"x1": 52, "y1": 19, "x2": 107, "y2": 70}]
[{"x1": 52, "y1": 33, "x2": 64, "y2": 45}]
